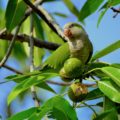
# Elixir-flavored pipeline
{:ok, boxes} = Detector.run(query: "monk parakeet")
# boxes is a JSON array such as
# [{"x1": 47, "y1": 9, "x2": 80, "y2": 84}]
[
  {"x1": 43, "y1": 22, "x2": 93, "y2": 80},
  {"x1": 63, "y1": 22, "x2": 93, "y2": 64}
]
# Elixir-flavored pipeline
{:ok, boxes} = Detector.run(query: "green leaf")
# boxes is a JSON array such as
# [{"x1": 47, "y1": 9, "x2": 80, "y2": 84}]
[
  {"x1": 52, "y1": 107, "x2": 68, "y2": 120},
  {"x1": 34, "y1": 47, "x2": 45, "y2": 66},
  {"x1": 32, "y1": 14, "x2": 45, "y2": 66},
  {"x1": 5, "y1": 0, "x2": 27, "y2": 32},
  {"x1": 87, "y1": 62, "x2": 109, "y2": 71},
  {"x1": 111, "y1": 63, "x2": 120, "y2": 69},
  {"x1": 43, "y1": 43, "x2": 70, "y2": 70},
  {"x1": 8, "y1": 107, "x2": 38, "y2": 120},
  {"x1": 0, "y1": 41, "x2": 8, "y2": 60},
  {"x1": 101, "y1": 0, "x2": 120, "y2": 9},
  {"x1": 33, "y1": 14, "x2": 44, "y2": 40},
  {"x1": 5, "y1": 71, "x2": 41, "y2": 82},
  {"x1": 109, "y1": 0, "x2": 120, "y2": 6},
  {"x1": 42, "y1": 21, "x2": 64, "y2": 44},
  {"x1": 103, "y1": 97, "x2": 118, "y2": 120},
  {"x1": 63, "y1": 0, "x2": 79, "y2": 17},
  {"x1": 91, "y1": 40, "x2": 120, "y2": 61},
  {"x1": 53, "y1": 12, "x2": 68, "y2": 18},
  {"x1": 85, "y1": 62, "x2": 109, "y2": 78},
  {"x1": 79, "y1": 0, "x2": 104, "y2": 21},
  {"x1": 7, "y1": 72, "x2": 58, "y2": 105},
  {"x1": 20, "y1": 16, "x2": 30, "y2": 34},
  {"x1": 12, "y1": 42, "x2": 27, "y2": 63},
  {"x1": 97, "y1": 8, "x2": 108, "y2": 27},
  {"x1": 100, "y1": 67, "x2": 120, "y2": 87},
  {"x1": 0, "y1": 9, "x2": 5, "y2": 28},
  {"x1": 96, "y1": 102, "x2": 103, "y2": 107},
  {"x1": 98, "y1": 78, "x2": 120, "y2": 103},
  {"x1": 93, "y1": 109, "x2": 116, "y2": 120},
  {"x1": 38, "y1": 95, "x2": 77, "y2": 119},
  {"x1": 27, "y1": 112, "x2": 40, "y2": 120},
  {"x1": 85, "y1": 88, "x2": 103, "y2": 100},
  {"x1": 37, "y1": 81, "x2": 56, "y2": 93}
]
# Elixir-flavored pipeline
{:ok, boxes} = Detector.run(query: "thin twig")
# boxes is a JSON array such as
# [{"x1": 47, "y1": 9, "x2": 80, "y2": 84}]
[
  {"x1": 20, "y1": 0, "x2": 45, "y2": 24},
  {"x1": 0, "y1": 26, "x2": 20, "y2": 67},
  {"x1": 2, "y1": 64, "x2": 23, "y2": 74},
  {"x1": 47, "y1": 80, "x2": 96, "y2": 87},
  {"x1": 0, "y1": 0, "x2": 45, "y2": 68},
  {"x1": 0, "y1": 81, "x2": 10, "y2": 84},
  {"x1": 0, "y1": 32, "x2": 60, "y2": 50},
  {"x1": 29, "y1": 14, "x2": 40, "y2": 107},
  {"x1": 111, "y1": 7, "x2": 120, "y2": 18},
  {"x1": 23, "y1": 0, "x2": 68, "y2": 42},
  {"x1": 47, "y1": 80, "x2": 71, "y2": 86},
  {"x1": 0, "y1": 0, "x2": 36, "y2": 67},
  {"x1": 82, "y1": 102, "x2": 98, "y2": 117},
  {"x1": 29, "y1": 15, "x2": 34, "y2": 71},
  {"x1": 111, "y1": 7, "x2": 120, "y2": 13},
  {"x1": 76, "y1": 104, "x2": 100, "y2": 108}
]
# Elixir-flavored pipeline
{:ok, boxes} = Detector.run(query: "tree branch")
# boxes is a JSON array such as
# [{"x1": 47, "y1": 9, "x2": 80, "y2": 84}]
[
  {"x1": 46, "y1": 80, "x2": 71, "y2": 86},
  {"x1": 29, "y1": 14, "x2": 40, "y2": 106},
  {"x1": 23, "y1": 0, "x2": 68, "y2": 42},
  {"x1": 2, "y1": 64, "x2": 23, "y2": 74},
  {"x1": 0, "y1": 26, "x2": 20, "y2": 67},
  {"x1": 0, "y1": 32, "x2": 60, "y2": 50},
  {"x1": 0, "y1": 0, "x2": 48, "y2": 68},
  {"x1": 0, "y1": 0, "x2": 42, "y2": 67},
  {"x1": 47, "y1": 80, "x2": 96, "y2": 87},
  {"x1": 111, "y1": 7, "x2": 120, "y2": 13},
  {"x1": 19, "y1": 0, "x2": 45, "y2": 26},
  {"x1": 111, "y1": 7, "x2": 120, "y2": 18}
]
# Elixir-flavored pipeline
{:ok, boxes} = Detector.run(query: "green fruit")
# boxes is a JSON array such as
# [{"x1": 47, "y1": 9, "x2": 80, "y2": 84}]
[
  {"x1": 59, "y1": 67, "x2": 73, "y2": 82},
  {"x1": 68, "y1": 82, "x2": 88, "y2": 102},
  {"x1": 64, "y1": 58, "x2": 83, "y2": 78}
]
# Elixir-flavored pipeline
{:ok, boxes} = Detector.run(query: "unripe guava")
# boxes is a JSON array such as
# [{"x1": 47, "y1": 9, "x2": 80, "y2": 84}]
[
  {"x1": 68, "y1": 82, "x2": 88, "y2": 102},
  {"x1": 59, "y1": 67, "x2": 73, "y2": 82},
  {"x1": 64, "y1": 58, "x2": 83, "y2": 78}
]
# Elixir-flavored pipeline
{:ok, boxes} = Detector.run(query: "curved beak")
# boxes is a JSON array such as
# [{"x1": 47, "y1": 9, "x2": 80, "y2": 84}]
[{"x1": 63, "y1": 28, "x2": 72, "y2": 38}]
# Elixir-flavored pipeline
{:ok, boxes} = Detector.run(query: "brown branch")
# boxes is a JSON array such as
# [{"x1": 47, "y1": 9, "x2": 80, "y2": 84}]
[
  {"x1": 47, "y1": 80, "x2": 96, "y2": 87},
  {"x1": 0, "y1": 32, "x2": 60, "y2": 50},
  {"x1": 23, "y1": 0, "x2": 68, "y2": 42},
  {"x1": 111, "y1": 7, "x2": 120, "y2": 18},
  {"x1": 0, "y1": 0, "x2": 41, "y2": 67},
  {"x1": 0, "y1": 26, "x2": 20, "y2": 67},
  {"x1": 19, "y1": 0, "x2": 45, "y2": 25},
  {"x1": 111, "y1": 7, "x2": 120, "y2": 13},
  {"x1": 0, "y1": 0, "x2": 47, "y2": 67},
  {"x1": 46, "y1": 80, "x2": 71, "y2": 86},
  {"x1": 3, "y1": 64, "x2": 23, "y2": 74}
]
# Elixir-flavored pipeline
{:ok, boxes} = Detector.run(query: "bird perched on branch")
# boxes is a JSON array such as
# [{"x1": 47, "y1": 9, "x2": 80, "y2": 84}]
[
  {"x1": 63, "y1": 22, "x2": 93, "y2": 64},
  {"x1": 43, "y1": 22, "x2": 93, "y2": 81},
  {"x1": 58, "y1": 22, "x2": 93, "y2": 81}
]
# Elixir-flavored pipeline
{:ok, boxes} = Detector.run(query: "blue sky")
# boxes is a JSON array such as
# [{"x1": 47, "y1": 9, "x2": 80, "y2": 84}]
[{"x1": 0, "y1": 0, "x2": 120, "y2": 120}]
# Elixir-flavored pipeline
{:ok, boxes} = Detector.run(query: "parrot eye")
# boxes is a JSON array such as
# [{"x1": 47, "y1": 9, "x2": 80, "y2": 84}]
[{"x1": 69, "y1": 24, "x2": 74, "y2": 28}]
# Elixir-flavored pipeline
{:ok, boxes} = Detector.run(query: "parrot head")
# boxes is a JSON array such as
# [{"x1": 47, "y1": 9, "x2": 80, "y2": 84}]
[{"x1": 63, "y1": 22, "x2": 87, "y2": 40}]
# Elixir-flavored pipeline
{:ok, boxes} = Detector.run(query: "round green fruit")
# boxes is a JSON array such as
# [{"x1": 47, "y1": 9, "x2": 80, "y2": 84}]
[
  {"x1": 59, "y1": 67, "x2": 73, "y2": 82},
  {"x1": 68, "y1": 82, "x2": 88, "y2": 102},
  {"x1": 64, "y1": 58, "x2": 83, "y2": 78}
]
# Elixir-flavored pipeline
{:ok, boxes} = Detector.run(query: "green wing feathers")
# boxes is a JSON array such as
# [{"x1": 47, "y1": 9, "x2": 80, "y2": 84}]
[{"x1": 43, "y1": 43, "x2": 70, "y2": 70}]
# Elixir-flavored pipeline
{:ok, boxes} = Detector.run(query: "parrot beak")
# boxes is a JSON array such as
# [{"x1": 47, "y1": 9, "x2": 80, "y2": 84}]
[{"x1": 64, "y1": 28, "x2": 73, "y2": 38}]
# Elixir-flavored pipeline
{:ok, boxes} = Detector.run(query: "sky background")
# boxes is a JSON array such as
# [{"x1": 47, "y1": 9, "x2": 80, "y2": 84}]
[{"x1": 0, "y1": 0, "x2": 120, "y2": 120}]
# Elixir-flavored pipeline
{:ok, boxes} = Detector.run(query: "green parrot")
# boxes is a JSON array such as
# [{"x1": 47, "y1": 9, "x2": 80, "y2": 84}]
[
  {"x1": 63, "y1": 22, "x2": 93, "y2": 64},
  {"x1": 43, "y1": 22, "x2": 93, "y2": 80}
]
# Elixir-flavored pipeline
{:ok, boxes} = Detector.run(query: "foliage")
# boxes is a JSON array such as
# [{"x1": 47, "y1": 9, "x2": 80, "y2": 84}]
[{"x1": 0, "y1": 0, "x2": 120, "y2": 120}]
